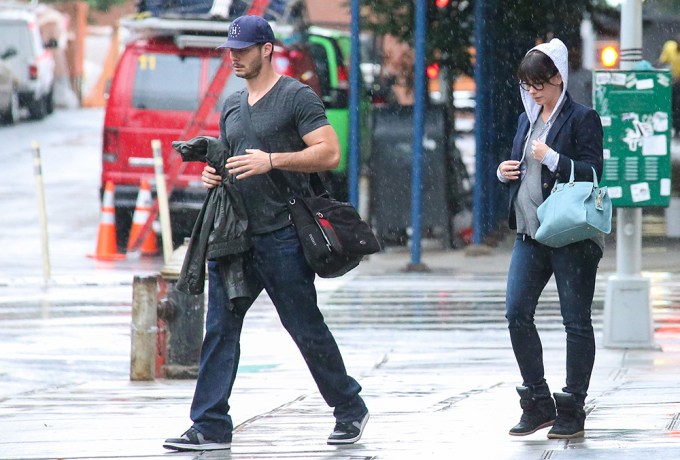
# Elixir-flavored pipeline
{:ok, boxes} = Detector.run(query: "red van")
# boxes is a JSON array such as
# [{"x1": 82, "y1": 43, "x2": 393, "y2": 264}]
[{"x1": 102, "y1": 17, "x2": 321, "y2": 250}]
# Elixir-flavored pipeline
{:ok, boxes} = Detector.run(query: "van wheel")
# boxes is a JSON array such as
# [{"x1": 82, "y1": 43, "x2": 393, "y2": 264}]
[
  {"x1": 28, "y1": 96, "x2": 47, "y2": 120},
  {"x1": 44, "y1": 89, "x2": 54, "y2": 115},
  {"x1": 114, "y1": 207, "x2": 133, "y2": 254},
  {"x1": 1, "y1": 90, "x2": 20, "y2": 125}
]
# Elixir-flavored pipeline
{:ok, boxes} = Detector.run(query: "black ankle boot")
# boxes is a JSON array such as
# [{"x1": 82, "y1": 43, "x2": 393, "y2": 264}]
[
  {"x1": 547, "y1": 392, "x2": 586, "y2": 439},
  {"x1": 509, "y1": 386, "x2": 556, "y2": 436}
]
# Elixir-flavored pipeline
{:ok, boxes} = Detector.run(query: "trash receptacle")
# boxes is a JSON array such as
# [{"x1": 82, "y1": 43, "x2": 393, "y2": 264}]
[{"x1": 369, "y1": 104, "x2": 451, "y2": 245}]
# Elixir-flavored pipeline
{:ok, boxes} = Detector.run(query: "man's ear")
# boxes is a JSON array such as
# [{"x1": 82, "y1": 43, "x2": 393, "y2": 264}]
[{"x1": 263, "y1": 42, "x2": 274, "y2": 59}]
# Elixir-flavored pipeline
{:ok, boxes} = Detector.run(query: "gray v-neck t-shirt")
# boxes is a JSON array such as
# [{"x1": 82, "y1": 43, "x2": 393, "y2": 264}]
[
  {"x1": 219, "y1": 76, "x2": 329, "y2": 234},
  {"x1": 515, "y1": 117, "x2": 547, "y2": 238}
]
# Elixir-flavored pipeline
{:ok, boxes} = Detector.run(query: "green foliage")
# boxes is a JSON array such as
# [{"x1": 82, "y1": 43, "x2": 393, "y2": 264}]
[
  {"x1": 82, "y1": 0, "x2": 129, "y2": 12},
  {"x1": 361, "y1": 0, "x2": 614, "y2": 79},
  {"x1": 362, "y1": 0, "x2": 474, "y2": 76},
  {"x1": 645, "y1": 0, "x2": 680, "y2": 15}
]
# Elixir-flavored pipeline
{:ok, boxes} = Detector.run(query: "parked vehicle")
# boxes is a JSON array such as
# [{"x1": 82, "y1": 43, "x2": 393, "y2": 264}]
[
  {"x1": 0, "y1": 8, "x2": 56, "y2": 120},
  {"x1": 0, "y1": 46, "x2": 19, "y2": 125},
  {"x1": 306, "y1": 26, "x2": 372, "y2": 201},
  {"x1": 104, "y1": 17, "x2": 322, "y2": 250}
]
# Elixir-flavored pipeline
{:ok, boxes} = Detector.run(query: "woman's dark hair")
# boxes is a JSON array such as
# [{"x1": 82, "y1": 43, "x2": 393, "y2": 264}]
[{"x1": 517, "y1": 50, "x2": 559, "y2": 86}]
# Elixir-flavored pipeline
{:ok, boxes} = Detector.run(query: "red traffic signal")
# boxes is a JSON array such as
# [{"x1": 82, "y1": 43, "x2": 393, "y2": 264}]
[
  {"x1": 427, "y1": 63, "x2": 440, "y2": 79},
  {"x1": 436, "y1": 0, "x2": 450, "y2": 7}
]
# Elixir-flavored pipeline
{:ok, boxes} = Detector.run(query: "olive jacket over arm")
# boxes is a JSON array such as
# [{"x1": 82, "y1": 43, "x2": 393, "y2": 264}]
[{"x1": 173, "y1": 136, "x2": 252, "y2": 310}]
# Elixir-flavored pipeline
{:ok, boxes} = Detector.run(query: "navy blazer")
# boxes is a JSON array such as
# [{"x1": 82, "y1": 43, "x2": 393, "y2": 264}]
[{"x1": 506, "y1": 92, "x2": 604, "y2": 229}]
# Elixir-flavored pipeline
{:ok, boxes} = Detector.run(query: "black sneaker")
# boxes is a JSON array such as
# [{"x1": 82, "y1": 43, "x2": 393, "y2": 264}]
[
  {"x1": 327, "y1": 411, "x2": 369, "y2": 445},
  {"x1": 163, "y1": 427, "x2": 231, "y2": 451}
]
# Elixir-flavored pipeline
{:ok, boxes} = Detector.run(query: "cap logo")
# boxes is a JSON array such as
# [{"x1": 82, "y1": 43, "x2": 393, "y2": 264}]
[{"x1": 218, "y1": 16, "x2": 273, "y2": 49}]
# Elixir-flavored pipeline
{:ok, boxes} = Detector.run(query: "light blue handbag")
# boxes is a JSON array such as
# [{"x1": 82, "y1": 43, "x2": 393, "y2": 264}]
[{"x1": 535, "y1": 159, "x2": 612, "y2": 248}]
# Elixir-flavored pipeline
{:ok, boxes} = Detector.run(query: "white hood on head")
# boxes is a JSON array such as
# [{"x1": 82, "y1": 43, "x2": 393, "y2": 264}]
[{"x1": 520, "y1": 38, "x2": 569, "y2": 126}]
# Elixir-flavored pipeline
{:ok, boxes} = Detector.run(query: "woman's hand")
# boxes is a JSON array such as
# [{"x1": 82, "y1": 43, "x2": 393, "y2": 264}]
[
  {"x1": 201, "y1": 165, "x2": 222, "y2": 189},
  {"x1": 531, "y1": 139, "x2": 549, "y2": 162},
  {"x1": 499, "y1": 160, "x2": 521, "y2": 181}
]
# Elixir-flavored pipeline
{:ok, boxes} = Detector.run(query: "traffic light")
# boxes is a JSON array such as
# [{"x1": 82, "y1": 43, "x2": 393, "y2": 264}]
[
  {"x1": 427, "y1": 62, "x2": 440, "y2": 79},
  {"x1": 435, "y1": 0, "x2": 450, "y2": 7},
  {"x1": 600, "y1": 45, "x2": 619, "y2": 68},
  {"x1": 595, "y1": 40, "x2": 620, "y2": 69}
]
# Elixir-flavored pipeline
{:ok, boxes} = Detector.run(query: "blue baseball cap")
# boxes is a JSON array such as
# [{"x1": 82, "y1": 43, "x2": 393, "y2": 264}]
[{"x1": 217, "y1": 15, "x2": 275, "y2": 50}]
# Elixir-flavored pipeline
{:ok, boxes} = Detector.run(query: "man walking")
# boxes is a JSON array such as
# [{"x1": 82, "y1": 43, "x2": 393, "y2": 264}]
[{"x1": 163, "y1": 15, "x2": 368, "y2": 451}]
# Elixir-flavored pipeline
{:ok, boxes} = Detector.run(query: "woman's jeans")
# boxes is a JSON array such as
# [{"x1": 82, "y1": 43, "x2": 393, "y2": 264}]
[
  {"x1": 189, "y1": 225, "x2": 365, "y2": 442},
  {"x1": 506, "y1": 235, "x2": 602, "y2": 405}
]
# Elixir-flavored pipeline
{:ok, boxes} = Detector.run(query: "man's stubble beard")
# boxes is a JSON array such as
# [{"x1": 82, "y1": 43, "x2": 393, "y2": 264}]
[{"x1": 241, "y1": 58, "x2": 264, "y2": 81}]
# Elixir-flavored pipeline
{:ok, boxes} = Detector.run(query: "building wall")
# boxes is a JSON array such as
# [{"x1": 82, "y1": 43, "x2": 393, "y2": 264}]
[{"x1": 305, "y1": 0, "x2": 350, "y2": 29}]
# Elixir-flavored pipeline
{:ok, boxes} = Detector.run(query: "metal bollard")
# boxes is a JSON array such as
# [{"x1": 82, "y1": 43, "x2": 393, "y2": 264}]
[
  {"x1": 130, "y1": 275, "x2": 159, "y2": 381},
  {"x1": 157, "y1": 240, "x2": 205, "y2": 379}
]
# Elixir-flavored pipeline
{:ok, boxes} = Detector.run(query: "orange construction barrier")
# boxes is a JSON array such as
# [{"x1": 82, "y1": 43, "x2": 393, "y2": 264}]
[
  {"x1": 88, "y1": 180, "x2": 125, "y2": 260},
  {"x1": 127, "y1": 178, "x2": 159, "y2": 256}
]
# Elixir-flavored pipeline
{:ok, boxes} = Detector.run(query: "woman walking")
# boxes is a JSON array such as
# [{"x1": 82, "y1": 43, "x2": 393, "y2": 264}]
[{"x1": 497, "y1": 38, "x2": 604, "y2": 439}]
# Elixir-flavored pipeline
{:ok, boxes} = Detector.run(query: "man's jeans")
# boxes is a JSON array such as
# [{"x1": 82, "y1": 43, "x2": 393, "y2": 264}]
[
  {"x1": 190, "y1": 225, "x2": 365, "y2": 442},
  {"x1": 505, "y1": 235, "x2": 602, "y2": 405}
]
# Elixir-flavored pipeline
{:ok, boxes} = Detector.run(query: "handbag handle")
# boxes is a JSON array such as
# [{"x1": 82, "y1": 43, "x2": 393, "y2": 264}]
[{"x1": 560, "y1": 159, "x2": 599, "y2": 189}]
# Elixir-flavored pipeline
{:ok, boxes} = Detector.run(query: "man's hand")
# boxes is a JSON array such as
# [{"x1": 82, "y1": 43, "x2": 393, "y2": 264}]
[
  {"x1": 202, "y1": 165, "x2": 222, "y2": 189},
  {"x1": 225, "y1": 149, "x2": 272, "y2": 180}
]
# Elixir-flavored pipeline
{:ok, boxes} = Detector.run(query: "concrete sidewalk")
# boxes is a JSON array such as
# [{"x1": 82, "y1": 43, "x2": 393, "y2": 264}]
[{"x1": 2, "y1": 235, "x2": 680, "y2": 459}]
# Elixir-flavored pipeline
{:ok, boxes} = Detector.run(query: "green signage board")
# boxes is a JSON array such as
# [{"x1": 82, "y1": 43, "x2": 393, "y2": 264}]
[{"x1": 593, "y1": 70, "x2": 672, "y2": 208}]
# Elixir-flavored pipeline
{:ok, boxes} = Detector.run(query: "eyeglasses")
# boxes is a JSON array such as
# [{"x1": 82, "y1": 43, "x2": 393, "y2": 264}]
[{"x1": 519, "y1": 81, "x2": 546, "y2": 91}]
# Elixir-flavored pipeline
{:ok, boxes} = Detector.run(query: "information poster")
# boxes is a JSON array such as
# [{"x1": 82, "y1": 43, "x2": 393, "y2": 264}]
[{"x1": 593, "y1": 70, "x2": 672, "y2": 207}]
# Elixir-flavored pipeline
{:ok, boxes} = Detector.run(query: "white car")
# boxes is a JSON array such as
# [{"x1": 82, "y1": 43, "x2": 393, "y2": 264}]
[
  {"x1": 0, "y1": 8, "x2": 56, "y2": 120},
  {"x1": 0, "y1": 46, "x2": 19, "y2": 124}
]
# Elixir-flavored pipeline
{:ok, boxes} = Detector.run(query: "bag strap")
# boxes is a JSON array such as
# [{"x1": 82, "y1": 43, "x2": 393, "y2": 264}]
[
  {"x1": 238, "y1": 90, "x2": 328, "y2": 199},
  {"x1": 564, "y1": 159, "x2": 599, "y2": 188},
  {"x1": 591, "y1": 167, "x2": 600, "y2": 187}
]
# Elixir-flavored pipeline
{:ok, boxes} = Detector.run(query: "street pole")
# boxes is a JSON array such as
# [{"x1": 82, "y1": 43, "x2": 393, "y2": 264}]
[
  {"x1": 151, "y1": 139, "x2": 174, "y2": 265},
  {"x1": 31, "y1": 141, "x2": 51, "y2": 286},
  {"x1": 603, "y1": 0, "x2": 655, "y2": 349},
  {"x1": 407, "y1": 0, "x2": 427, "y2": 270},
  {"x1": 348, "y1": 0, "x2": 360, "y2": 209}
]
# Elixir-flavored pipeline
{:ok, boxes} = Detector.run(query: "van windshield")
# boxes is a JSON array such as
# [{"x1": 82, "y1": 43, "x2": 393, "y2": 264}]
[
  {"x1": 308, "y1": 43, "x2": 331, "y2": 102},
  {"x1": 133, "y1": 53, "x2": 201, "y2": 110},
  {"x1": 132, "y1": 53, "x2": 247, "y2": 111}
]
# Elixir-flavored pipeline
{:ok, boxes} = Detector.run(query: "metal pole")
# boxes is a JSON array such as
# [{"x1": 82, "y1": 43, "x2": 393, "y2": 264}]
[
  {"x1": 348, "y1": 0, "x2": 360, "y2": 208},
  {"x1": 31, "y1": 141, "x2": 51, "y2": 285},
  {"x1": 617, "y1": 0, "x2": 644, "y2": 277},
  {"x1": 408, "y1": 0, "x2": 426, "y2": 269},
  {"x1": 603, "y1": 0, "x2": 654, "y2": 349},
  {"x1": 151, "y1": 139, "x2": 174, "y2": 264},
  {"x1": 472, "y1": 0, "x2": 489, "y2": 245}
]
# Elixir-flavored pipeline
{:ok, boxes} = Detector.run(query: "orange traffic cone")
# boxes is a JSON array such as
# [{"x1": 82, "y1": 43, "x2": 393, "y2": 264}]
[
  {"x1": 88, "y1": 180, "x2": 126, "y2": 260},
  {"x1": 127, "y1": 178, "x2": 158, "y2": 256}
]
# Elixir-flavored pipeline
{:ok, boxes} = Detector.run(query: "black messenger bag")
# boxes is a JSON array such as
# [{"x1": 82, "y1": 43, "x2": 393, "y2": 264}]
[{"x1": 238, "y1": 91, "x2": 380, "y2": 278}]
